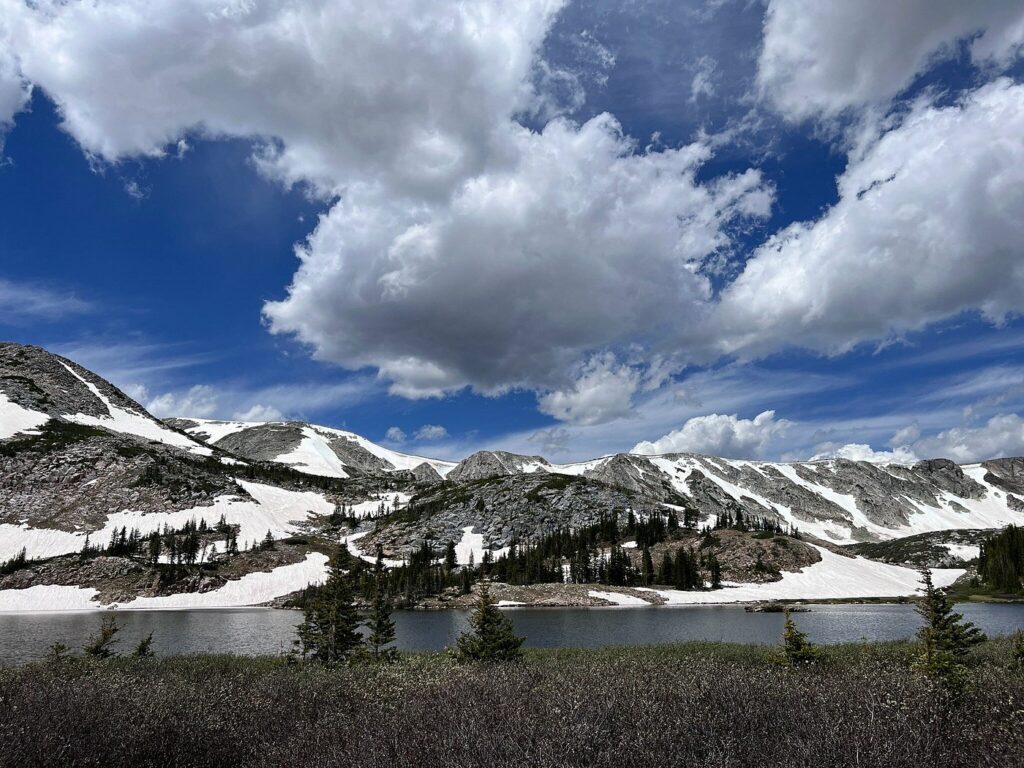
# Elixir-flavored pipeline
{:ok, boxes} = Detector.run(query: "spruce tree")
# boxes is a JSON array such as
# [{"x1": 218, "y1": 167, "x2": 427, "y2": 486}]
[
  {"x1": 454, "y1": 584, "x2": 524, "y2": 662},
  {"x1": 365, "y1": 584, "x2": 398, "y2": 663},
  {"x1": 297, "y1": 563, "x2": 363, "y2": 663},
  {"x1": 781, "y1": 608, "x2": 817, "y2": 664},
  {"x1": 133, "y1": 632, "x2": 155, "y2": 658},
  {"x1": 83, "y1": 616, "x2": 120, "y2": 659},
  {"x1": 915, "y1": 566, "x2": 986, "y2": 688}
]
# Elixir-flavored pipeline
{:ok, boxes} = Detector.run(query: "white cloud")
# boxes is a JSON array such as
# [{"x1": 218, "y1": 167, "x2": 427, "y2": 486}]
[
  {"x1": 233, "y1": 403, "x2": 283, "y2": 422},
  {"x1": 632, "y1": 409, "x2": 792, "y2": 459},
  {"x1": 265, "y1": 115, "x2": 770, "y2": 405},
  {"x1": 384, "y1": 426, "x2": 407, "y2": 443},
  {"x1": 714, "y1": 80, "x2": 1024, "y2": 358},
  {"x1": 812, "y1": 414, "x2": 1024, "y2": 464},
  {"x1": 758, "y1": 0, "x2": 1024, "y2": 120},
  {"x1": 889, "y1": 424, "x2": 921, "y2": 448},
  {"x1": 3, "y1": 0, "x2": 564, "y2": 197},
  {"x1": 810, "y1": 443, "x2": 919, "y2": 465},
  {"x1": 3, "y1": 0, "x2": 772, "y2": 427},
  {"x1": 413, "y1": 424, "x2": 448, "y2": 441},
  {"x1": 146, "y1": 384, "x2": 219, "y2": 419},
  {"x1": 689, "y1": 55, "x2": 717, "y2": 102},
  {"x1": 913, "y1": 414, "x2": 1024, "y2": 464},
  {"x1": 0, "y1": 278, "x2": 91, "y2": 322},
  {"x1": 538, "y1": 353, "x2": 642, "y2": 426}
]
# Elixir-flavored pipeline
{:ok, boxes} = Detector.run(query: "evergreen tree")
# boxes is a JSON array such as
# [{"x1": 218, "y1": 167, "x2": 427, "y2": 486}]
[
  {"x1": 365, "y1": 584, "x2": 398, "y2": 663},
  {"x1": 261, "y1": 529, "x2": 277, "y2": 551},
  {"x1": 133, "y1": 632, "x2": 155, "y2": 658},
  {"x1": 83, "y1": 616, "x2": 120, "y2": 659},
  {"x1": 708, "y1": 553, "x2": 723, "y2": 589},
  {"x1": 915, "y1": 566, "x2": 986, "y2": 688},
  {"x1": 297, "y1": 563, "x2": 363, "y2": 663},
  {"x1": 1011, "y1": 630, "x2": 1024, "y2": 672},
  {"x1": 454, "y1": 584, "x2": 524, "y2": 662},
  {"x1": 781, "y1": 608, "x2": 817, "y2": 664}
]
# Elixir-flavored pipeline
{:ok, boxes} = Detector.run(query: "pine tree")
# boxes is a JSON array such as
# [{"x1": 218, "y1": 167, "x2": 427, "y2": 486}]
[
  {"x1": 781, "y1": 608, "x2": 817, "y2": 664},
  {"x1": 454, "y1": 584, "x2": 524, "y2": 662},
  {"x1": 915, "y1": 566, "x2": 986, "y2": 688},
  {"x1": 365, "y1": 584, "x2": 398, "y2": 663},
  {"x1": 297, "y1": 563, "x2": 363, "y2": 663},
  {"x1": 83, "y1": 616, "x2": 120, "y2": 659}
]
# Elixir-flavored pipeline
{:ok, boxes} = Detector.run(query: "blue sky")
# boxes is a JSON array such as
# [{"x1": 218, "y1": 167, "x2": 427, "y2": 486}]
[{"x1": 1, "y1": 0, "x2": 1023, "y2": 463}]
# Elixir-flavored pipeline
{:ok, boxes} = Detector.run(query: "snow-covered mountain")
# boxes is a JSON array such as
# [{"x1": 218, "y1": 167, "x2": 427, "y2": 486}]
[
  {"x1": 1, "y1": 341, "x2": 1021, "y2": 611},
  {"x1": 167, "y1": 418, "x2": 456, "y2": 479}
]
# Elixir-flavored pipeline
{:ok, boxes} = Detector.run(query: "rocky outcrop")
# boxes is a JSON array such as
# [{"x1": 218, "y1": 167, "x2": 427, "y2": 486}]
[
  {"x1": 213, "y1": 423, "x2": 304, "y2": 462},
  {"x1": 982, "y1": 457, "x2": 1024, "y2": 496},
  {"x1": 0, "y1": 342, "x2": 148, "y2": 420},
  {"x1": 411, "y1": 462, "x2": 443, "y2": 483},
  {"x1": 0, "y1": 422, "x2": 244, "y2": 531},
  {"x1": 366, "y1": 473, "x2": 656, "y2": 555},
  {"x1": 446, "y1": 451, "x2": 549, "y2": 482}
]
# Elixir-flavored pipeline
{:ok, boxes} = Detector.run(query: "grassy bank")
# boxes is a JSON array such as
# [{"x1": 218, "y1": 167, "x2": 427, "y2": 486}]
[{"x1": 1, "y1": 640, "x2": 1023, "y2": 767}]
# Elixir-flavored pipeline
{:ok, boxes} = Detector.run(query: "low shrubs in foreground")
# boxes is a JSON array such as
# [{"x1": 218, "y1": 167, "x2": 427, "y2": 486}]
[{"x1": 1, "y1": 639, "x2": 1023, "y2": 768}]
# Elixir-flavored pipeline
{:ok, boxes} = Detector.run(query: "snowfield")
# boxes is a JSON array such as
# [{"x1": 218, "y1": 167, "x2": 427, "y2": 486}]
[
  {"x1": 182, "y1": 419, "x2": 457, "y2": 478},
  {"x1": 625, "y1": 546, "x2": 963, "y2": 605},
  {"x1": 0, "y1": 480, "x2": 335, "y2": 561},
  {"x1": 0, "y1": 553, "x2": 329, "y2": 612},
  {"x1": 0, "y1": 393, "x2": 50, "y2": 439},
  {"x1": 59, "y1": 363, "x2": 212, "y2": 456}
]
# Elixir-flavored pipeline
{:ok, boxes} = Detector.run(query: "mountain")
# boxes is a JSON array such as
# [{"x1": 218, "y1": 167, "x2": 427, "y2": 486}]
[
  {"x1": 2, "y1": 341, "x2": 1021, "y2": 610},
  {"x1": 166, "y1": 418, "x2": 455, "y2": 480}
]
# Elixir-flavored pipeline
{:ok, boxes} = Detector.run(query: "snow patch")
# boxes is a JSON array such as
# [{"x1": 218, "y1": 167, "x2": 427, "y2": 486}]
[
  {"x1": 587, "y1": 590, "x2": 652, "y2": 606},
  {"x1": 59, "y1": 363, "x2": 212, "y2": 456},
  {"x1": 0, "y1": 393, "x2": 50, "y2": 439},
  {"x1": 634, "y1": 546, "x2": 963, "y2": 605}
]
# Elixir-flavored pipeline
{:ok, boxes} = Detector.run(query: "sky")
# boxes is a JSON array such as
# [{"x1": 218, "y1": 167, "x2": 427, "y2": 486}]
[{"x1": 1, "y1": 0, "x2": 1024, "y2": 464}]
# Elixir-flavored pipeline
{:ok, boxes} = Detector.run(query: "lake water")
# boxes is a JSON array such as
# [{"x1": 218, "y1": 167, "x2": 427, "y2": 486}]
[{"x1": 1, "y1": 603, "x2": 1022, "y2": 666}]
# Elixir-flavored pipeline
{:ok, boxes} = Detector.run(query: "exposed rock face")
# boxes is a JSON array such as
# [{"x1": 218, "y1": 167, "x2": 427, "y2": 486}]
[
  {"x1": 411, "y1": 462, "x2": 443, "y2": 484},
  {"x1": 1, "y1": 342, "x2": 150, "y2": 420},
  {"x1": 321, "y1": 432, "x2": 394, "y2": 473},
  {"x1": 366, "y1": 473, "x2": 656, "y2": 555},
  {"x1": 213, "y1": 423, "x2": 304, "y2": 462},
  {"x1": 446, "y1": 451, "x2": 549, "y2": 482},
  {"x1": 582, "y1": 454, "x2": 678, "y2": 500},
  {"x1": 982, "y1": 457, "x2": 1024, "y2": 496},
  {"x1": 0, "y1": 422, "x2": 244, "y2": 531}
]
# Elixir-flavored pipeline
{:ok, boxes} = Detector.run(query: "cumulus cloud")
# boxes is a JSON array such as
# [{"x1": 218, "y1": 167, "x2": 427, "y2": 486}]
[
  {"x1": 758, "y1": 0, "x2": 1024, "y2": 120},
  {"x1": 812, "y1": 414, "x2": 1024, "y2": 464},
  {"x1": 714, "y1": 79, "x2": 1024, "y2": 357},
  {"x1": 264, "y1": 115, "x2": 771, "y2": 403},
  {"x1": 2, "y1": 0, "x2": 563, "y2": 197},
  {"x1": 145, "y1": 384, "x2": 219, "y2": 419},
  {"x1": 631, "y1": 409, "x2": 792, "y2": 459},
  {"x1": 912, "y1": 414, "x2": 1024, "y2": 464},
  {"x1": 538, "y1": 354, "x2": 642, "y2": 426},
  {"x1": 810, "y1": 443, "x2": 919, "y2": 465},
  {"x1": 2, "y1": 0, "x2": 772, "y2": 426},
  {"x1": 233, "y1": 403, "x2": 284, "y2": 422},
  {"x1": 413, "y1": 424, "x2": 448, "y2": 441},
  {"x1": 384, "y1": 426, "x2": 407, "y2": 443}
]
